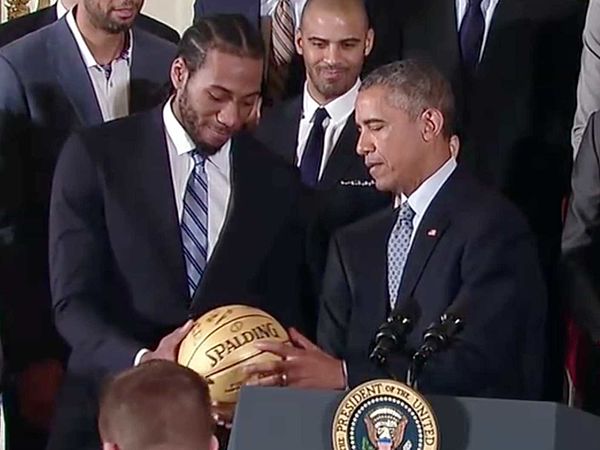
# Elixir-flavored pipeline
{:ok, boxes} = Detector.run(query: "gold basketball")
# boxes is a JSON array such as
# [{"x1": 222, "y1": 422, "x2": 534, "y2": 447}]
[{"x1": 178, "y1": 305, "x2": 289, "y2": 404}]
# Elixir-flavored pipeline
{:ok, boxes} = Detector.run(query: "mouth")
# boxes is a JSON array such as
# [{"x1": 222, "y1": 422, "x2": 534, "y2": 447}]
[
  {"x1": 320, "y1": 68, "x2": 347, "y2": 81},
  {"x1": 112, "y1": 7, "x2": 136, "y2": 21}
]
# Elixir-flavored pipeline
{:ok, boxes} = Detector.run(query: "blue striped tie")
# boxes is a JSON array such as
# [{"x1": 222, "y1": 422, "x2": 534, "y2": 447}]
[{"x1": 181, "y1": 150, "x2": 208, "y2": 298}]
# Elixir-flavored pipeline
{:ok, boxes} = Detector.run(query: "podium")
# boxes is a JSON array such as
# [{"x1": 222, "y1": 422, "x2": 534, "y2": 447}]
[{"x1": 228, "y1": 386, "x2": 600, "y2": 450}]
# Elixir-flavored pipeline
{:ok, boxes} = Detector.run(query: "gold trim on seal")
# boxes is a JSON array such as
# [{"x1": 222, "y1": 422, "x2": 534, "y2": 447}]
[{"x1": 332, "y1": 379, "x2": 439, "y2": 450}]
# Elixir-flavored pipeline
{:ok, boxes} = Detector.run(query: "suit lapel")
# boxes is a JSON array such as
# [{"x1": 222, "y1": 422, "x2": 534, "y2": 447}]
[
  {"x1": 365, "y1": 209, "x2": 398, "y2": 320},
  {"x1": 125, "y1": 108, "x2": 189, "y2": 303},
  {"x1": 318, "y1": 114, "x2": 360, "y2": 189},
  {"x1": 278, "y1": 97, "x2": 303, "y2": 164},
  {"x1": 395, "y1": 171, "x2": 461, "y2": 304},
  {"x1": 189, "y1": 134, "x2": 290, "y2": 313},
  {"x1": 129, "y1": 28, "x2": 173, "y2": 113},
  {"x1": 50, "y1": 18, "x2": 103, "y2": 126}
]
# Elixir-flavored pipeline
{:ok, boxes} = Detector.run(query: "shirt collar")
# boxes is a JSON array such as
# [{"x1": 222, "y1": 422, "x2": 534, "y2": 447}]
[
  {"x1": 66, "y1": 8, "x2": 133, "y2": 69},
  {"x1": 56, "y1": 0, "x2": 69, "y2": 19},
  {"x1": 162, "y1": 98, "x2": 231, "y2": 171},
  {"x1": 397, "y1": 157, "x2": 458, "y2": 216},
  {"x1": 302, "y1": 78, "x2": 360, "y2": 125}
]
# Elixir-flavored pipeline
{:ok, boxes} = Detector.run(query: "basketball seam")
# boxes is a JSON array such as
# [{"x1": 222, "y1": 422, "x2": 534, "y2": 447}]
[
  {"x1": 203, "y1": 339, "x2": 291, "y2": 379},
  {"x1": 183, "y1": 313, "x2": 283, "y2": 367}
]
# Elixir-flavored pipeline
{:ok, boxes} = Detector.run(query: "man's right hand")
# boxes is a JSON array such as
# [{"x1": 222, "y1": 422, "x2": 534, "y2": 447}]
[{"x1": 140, "y1": 320, "x2": 194, "y2": 363}]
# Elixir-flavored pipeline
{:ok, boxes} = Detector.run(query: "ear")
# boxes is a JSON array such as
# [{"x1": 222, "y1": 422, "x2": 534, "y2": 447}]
[
  {"x1": 295, "y1": 29, "x2": 303, "y2": 55},
  {"x1": 364, "y1": 28, "x2": 375, "y2": 57},
  {"x1": 209, "y1": 434, "x2": 220, "y2": 450},
  {"x1": 420, "y1": 108, "x2": 444, "y2": 143},
  {"x1": 170, "y1": 57, "x2": 190, "y2": 92},
  {"x1": 449, "y1": 134, "x2": 460, "y2": 158}
]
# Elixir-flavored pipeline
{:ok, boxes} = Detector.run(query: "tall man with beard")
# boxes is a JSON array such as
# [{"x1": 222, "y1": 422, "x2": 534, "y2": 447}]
[
  {"x1": 255, "y1": 0, "x2": 391, "y2": 303},
  {"x1": 0, "y1": 1, "x2": 175, "y2": 448},
  {"x1": 48, "y1": 15, "x2": 309, "y2": 449}
]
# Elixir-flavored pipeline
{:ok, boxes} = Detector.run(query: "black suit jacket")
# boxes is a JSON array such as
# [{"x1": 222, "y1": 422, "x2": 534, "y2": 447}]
[
  {"x1": 318, "y1": 167, "x2": 547, "y2": 400},
  {"x1": 0, "y1": 18, "x2": 176, "y2": 371},
  {"x1": 0, "y1": 5, "x2": 180, "y2": 47},
  {"x1": 254, "y1": 95, "x2": 391, "y2": 305},
  {"x1": 369, "y1": 0, "x2": 584, "y2": 271},
  {"x1": 562, "y1": 111, "x2": 600, "y2": 343},
  {"x1": 47, "y1": 107, "x2": 309, "y2": 449}
]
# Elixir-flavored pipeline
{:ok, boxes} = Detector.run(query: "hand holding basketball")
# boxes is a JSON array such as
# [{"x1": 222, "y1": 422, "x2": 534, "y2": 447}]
[{"x1": 140, "y1": 320, "x2": 194, "y2": 364}]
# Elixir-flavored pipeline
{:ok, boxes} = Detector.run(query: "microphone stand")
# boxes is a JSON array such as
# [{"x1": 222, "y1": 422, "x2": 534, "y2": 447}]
[{"x1": 406, "y1": 314, "x2": 464, "y2": 390}]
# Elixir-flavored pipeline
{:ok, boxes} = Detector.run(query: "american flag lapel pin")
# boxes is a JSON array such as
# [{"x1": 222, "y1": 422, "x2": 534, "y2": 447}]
[{"x1": 427, "y1": 229, "x2": 437, "y2": 237}]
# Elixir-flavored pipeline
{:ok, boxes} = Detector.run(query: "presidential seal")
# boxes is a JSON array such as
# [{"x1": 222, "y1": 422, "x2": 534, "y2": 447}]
[{"x1": 332, "y1": 379, "x2": 439, "y2": 450}]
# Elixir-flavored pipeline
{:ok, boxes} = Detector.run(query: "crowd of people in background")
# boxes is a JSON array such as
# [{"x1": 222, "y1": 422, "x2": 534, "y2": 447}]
[{"x1": 0, "y1": 0, "x2": 599, "y2": 449}]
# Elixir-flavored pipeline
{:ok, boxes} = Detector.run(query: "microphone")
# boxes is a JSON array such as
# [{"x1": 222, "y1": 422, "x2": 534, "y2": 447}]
[
  {"x1": 369, "y1": 298, "x2": 420, "y2": 367},
  {"x1": 407, "y1": 299, "x2": 466, "y2": 389}
]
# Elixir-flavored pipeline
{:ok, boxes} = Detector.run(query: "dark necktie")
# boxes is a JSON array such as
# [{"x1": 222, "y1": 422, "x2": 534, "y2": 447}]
[
  {"x1": 387, "y1": 202, "x2": 415, "y2": 309},
  {"x1": 299, "y1": 107, "x2": 329, "y2": 187},
  {"x1": 181, "y1": 150, "x2": 208, "y2": 299},
  {"x1": 459, "y1": 0, "x2": 485, "y2": 77}
]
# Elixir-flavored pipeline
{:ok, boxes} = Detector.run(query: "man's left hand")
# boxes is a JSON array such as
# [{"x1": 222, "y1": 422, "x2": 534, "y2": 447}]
[{"x1": 243, "y1": 328, "x2": 345, "y2": 390}]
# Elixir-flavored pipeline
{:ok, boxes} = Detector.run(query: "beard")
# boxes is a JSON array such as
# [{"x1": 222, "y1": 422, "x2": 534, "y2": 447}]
[
  {"x1": 310, "y1": 63, "x2": 355, "y2": 99},
  {"x1": 177, "y1": 87, "x2": 222, "y2": 156},
  {"x1": 83, "y1": 0, "x2": 140, "y2": 34}
]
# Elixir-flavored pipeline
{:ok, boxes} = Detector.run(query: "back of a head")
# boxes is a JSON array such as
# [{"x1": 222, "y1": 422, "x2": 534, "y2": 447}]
[
  {"x1": 361, "y1": 59, "x2": 456, "y2": 138},
  {"x1": 177, "y1": 14, "x2": 265, "y2": 74},
  {"x1": 99, "y1": 361, "x2": 215, "y2": 450}
]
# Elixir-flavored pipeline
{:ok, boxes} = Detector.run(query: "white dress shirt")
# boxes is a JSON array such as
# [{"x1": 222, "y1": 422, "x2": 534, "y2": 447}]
[
  {"x1": 455, "y1": 0, "x2": 501, "y2": 61},
  {"x1": 262, "y1": 0, "x2": 307, "y2": 29},
  {"x1": 134, "y1": 101, "x2": 233, "y2": 366},
  {"x1": 398, "y1": 157, "x2": 458, "y2": 248},
  {"x1": 66, "y1": 9, "x2": 132, "y2": 121},
  {"x1": 296, "y1": 79, "x2": 359, "y2": 179},
  {"x1": 163, "y1": 100, "x2": 232, "y2": 260},
  {"x1": 56, "y1": 0, "x2": 69, "y2": 19}
]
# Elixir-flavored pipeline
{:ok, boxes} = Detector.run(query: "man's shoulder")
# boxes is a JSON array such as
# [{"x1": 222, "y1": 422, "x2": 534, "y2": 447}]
[
  {"x1": 136, "y1": 13, "x2": 180, "y2": 44},
  {"x1": 442, "y1": 168, "x2": 531, "y2": 236},
  {"x1": 0, "y1": 18, "x2": 57, "y2": 64},
  {"x1": 132, "y1": 24, "x2": 178, "y2": 56},
  {"x1": 72, "y1": 109, "x2": 161, "y2": 153}
]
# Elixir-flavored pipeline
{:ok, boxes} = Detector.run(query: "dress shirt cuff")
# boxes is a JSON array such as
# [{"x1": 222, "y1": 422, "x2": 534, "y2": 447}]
[
  {"x1": 134, "y1": 349, "x2": 150, "y2": 366},
  {"x1": 341, "y1": 360, "x2": 349, "y2": 390}
]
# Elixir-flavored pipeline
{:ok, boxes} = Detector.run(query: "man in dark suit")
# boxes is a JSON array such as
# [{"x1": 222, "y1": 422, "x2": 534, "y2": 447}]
[
  {"x1": 245, "y1": 60, "x2": 546, "y2": 400},
  {"x1": 48, "y1": 15, "x2": 308, "y2": 449},
  {"x1": 0, "y1": 0, "x2": 180, "y2": 47},
  {"x1": 562, "y1": 111, "x2": 600, "y2": 414},
  {"x1": 254, "y1": 0, "x2": 390, "y2": 307},
  {"x1": 0, "y1": 1, "x2": 175, "y2": 448},
  {"x1": 367, "y1": 0, "x2": 584, "y2": 400}
]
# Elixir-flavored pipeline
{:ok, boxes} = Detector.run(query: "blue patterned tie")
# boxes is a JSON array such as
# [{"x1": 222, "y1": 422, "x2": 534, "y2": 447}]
[
  {"x1": 387, "y1": 202, "x2": 415, "y2": 309},
  {"x1": 459, "y1": 0, "x2": 485, "y2": 77},
  {"x1": 299, "y1": 107, "x2": 329, "y2": 187},
  {"x1": 181, "y1": 150, "x2": 208, "y2": 298}
]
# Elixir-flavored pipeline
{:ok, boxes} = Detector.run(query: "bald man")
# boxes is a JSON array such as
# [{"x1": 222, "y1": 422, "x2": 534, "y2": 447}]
[
  {"x1": 255, "y1": 0, "x2": 392, "y2": 319},
  {"x1": 99, "y1": 361, "x2": 218, "y2": 450}
]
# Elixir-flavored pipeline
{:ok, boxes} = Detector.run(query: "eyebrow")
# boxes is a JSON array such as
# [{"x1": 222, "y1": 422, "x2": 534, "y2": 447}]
[
  {"x1": 209, "y1": 85, "x2": 261, "y2": 98},
  {"x1": 359, "y1": 118, "x2": 386, "y2": 126},
  {"x1": 307, "y1": 36, "x2": 362, "y2": 44}
]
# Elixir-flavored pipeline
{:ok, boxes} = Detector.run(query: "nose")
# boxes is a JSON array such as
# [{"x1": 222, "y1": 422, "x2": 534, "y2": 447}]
[
  {"x1": 216, "y1": 102, "x2": 242, "y2": 129},
  {"x1": 356, "y1": 129, "x2": 374, "y2": 156},
  {"x1": 324, "y1": 43, "x2": 342, "y2": 65}
]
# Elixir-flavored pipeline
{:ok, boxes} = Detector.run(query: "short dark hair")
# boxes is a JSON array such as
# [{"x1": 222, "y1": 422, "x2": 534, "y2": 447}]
[
  {"x1": 178, "y1": 14, "x2": 265, "y2": 74},
  {"x1": 361, "y1": 59, "x2": 456, "y2": 137},
  {"x1": 98, "y1": 360, "x2": 214, "y2": 450}
]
